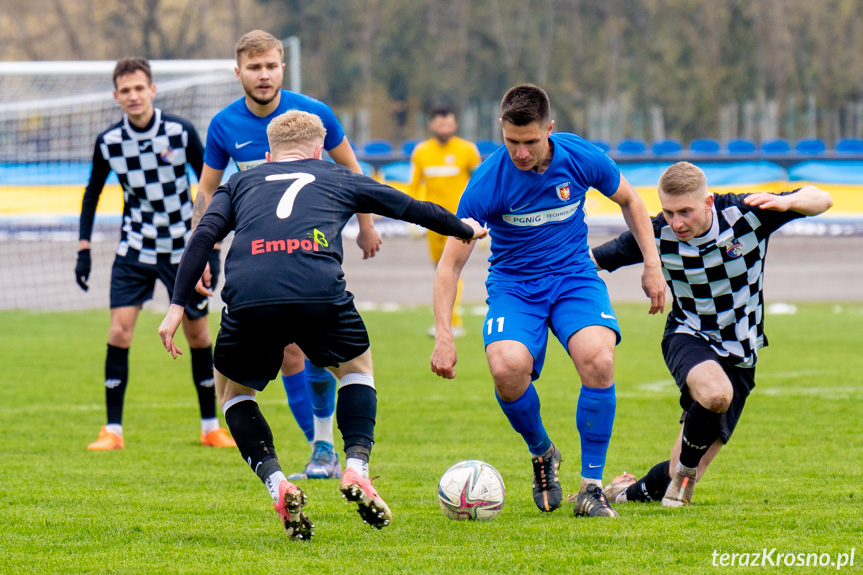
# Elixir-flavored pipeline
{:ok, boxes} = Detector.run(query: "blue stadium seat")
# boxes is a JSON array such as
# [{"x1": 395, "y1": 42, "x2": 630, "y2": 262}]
[
  {"x1": 360, "y1": 140, "x2": 394, "y2": 157},
  {"x1": 795, "y1": 138, "x2": 827, "y2": 155},
  {"x1": 401, "y1": 139, "x2": 421, "y2": 156},
  {"x1": 615, "y1": 139, "x2": 647, "y2": 154},
  {"x1": 589, "y1": 139, "x2": 611, "y2": 153},
  {"x1": 378, "y1": 161, "x2": 412, "y2": 183},
  {"x1": 726, "y1": 139, "x2": 757, "y2": 154},
  {"x1": 475, "y1": 139, "x2": 501, "y2": 156},
  {"x1": 835, "y1": 138, "x2": 863, "y2": 154},
  {"x1": 359, "y1": 161, "x2": 375, "y2": 177},
  {"x1": 652, "y1": 139, "x2": 683, "y2": 155},
  {"x1": 689, "y1": 138, "x2": 721, "y2": 154},
  {"x1": 760, "y1": 139, "x2": 791, "y2": 154}
]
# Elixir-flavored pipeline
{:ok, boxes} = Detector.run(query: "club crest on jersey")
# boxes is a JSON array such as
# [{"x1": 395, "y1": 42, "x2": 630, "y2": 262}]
[
  {"x1": 159, "y1": 146, "x2": 175, "y2": 164},
  {"x1": 726, "y1": 240, "x2": 744, "y2": 258},
  {"x1": 555, "y1": 181, "x2": 571, "y2": 201}
]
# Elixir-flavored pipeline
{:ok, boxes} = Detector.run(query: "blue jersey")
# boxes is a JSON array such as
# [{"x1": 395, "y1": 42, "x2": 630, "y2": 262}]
[
  {"x1": 203, "y1": 89, "x2": 346, "y2": 172},
  {"x1": 457, "y1": 133, "x2": 620, "y2": 280}
]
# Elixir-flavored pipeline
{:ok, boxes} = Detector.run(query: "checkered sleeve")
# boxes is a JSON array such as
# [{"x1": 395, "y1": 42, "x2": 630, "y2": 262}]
[
  {"x1": 593, "y1": 214, "x2": 664, "y2": 271},
  {"x1": 79, "y1": 133, "x2": 112, "y2": 241},
  {"x1": 176, "y1": 116, "x2": 205, "y2": 180},
  {"x1": 736, "y1": 189, "x2": 807, "y2": 235}
]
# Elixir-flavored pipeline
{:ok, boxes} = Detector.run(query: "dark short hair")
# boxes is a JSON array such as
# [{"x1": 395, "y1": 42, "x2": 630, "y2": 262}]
[
  {"x1": 431, "y1": 107, "x2": 455, "y2": 119},
  {"x1": 500, "y1": 84, "x2": 550, "y2": 126},
  {"x1": 113, "y1": 58, "x2": 152, "y2": 88}
]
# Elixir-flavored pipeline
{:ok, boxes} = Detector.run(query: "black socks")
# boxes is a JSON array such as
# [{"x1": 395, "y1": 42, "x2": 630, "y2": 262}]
[
  {"x1": 224, "y1": 399, "x2": 281, "y2": 482},
  {"x1": 105, "y1": 344, "x2": 129, "y2": 425},
  {"x1": 190, "y1": 346, "x2": 217, "y2": 420},
  {"x1": 337, "y1": 384, "x2": 376, "y2": 463}
]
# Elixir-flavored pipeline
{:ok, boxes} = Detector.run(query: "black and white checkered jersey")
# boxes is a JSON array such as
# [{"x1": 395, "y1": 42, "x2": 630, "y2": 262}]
[
  {"x1": 593, "y1": 191, "x2": 805, "y2": 367},
  {"x1": 79, "y1": 109, "x2": 205, "y2": 264}
]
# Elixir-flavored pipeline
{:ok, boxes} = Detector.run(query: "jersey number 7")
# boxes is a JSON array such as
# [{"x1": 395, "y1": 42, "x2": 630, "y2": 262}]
[{"x1": 265, "y1": 172, "x2": 316, "y2": 219}]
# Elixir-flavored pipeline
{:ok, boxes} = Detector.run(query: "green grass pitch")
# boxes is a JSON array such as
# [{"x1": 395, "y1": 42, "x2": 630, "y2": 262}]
[{"x1": 0, "y1": 304, "x2": 860, "y2": 573}]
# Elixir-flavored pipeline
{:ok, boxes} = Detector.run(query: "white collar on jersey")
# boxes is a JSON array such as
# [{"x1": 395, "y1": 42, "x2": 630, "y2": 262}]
[
  {"x1": 123, "y1": 108, "x2": 161, "y2": 142},
  {"x1": 686, "y1": 204, "x2": 719, "y2": 247}
]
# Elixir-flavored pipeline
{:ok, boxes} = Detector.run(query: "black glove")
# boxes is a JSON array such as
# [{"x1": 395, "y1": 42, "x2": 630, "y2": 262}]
[
  {"x1": 207, "y1": 247, "x2": 221, "y2": 289},
  {"x1": 75, "y1": 249, "x2": 91, "y2": 291}
]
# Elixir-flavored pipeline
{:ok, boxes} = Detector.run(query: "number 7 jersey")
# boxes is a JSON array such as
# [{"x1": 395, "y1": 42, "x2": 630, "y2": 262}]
[{"x1": 206, "y1": 159, "x2": 414, "y2": 311}]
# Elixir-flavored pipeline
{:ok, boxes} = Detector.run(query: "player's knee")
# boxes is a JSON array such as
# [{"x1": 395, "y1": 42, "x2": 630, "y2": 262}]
[
  {"x1": 576, "y1": 347, "x2": 615, "y2": 385},
  {"x1": 487, "y1": 354, "x2": 531, "y2": 389},
  {"x1": 107, "y1": 324, "x2": 134, "y2": 347},
  {"x1": 701, "y1": 391, "x2": 731, "y2": 413}
]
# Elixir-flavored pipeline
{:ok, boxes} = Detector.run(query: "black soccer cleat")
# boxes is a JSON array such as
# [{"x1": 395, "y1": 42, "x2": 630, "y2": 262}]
[
  {"x1": 531, "y1": 444, "x2": 563, "y2": 512},
  {"x1": 571, "y1": 483, "x2": 619, "y2": 518}
]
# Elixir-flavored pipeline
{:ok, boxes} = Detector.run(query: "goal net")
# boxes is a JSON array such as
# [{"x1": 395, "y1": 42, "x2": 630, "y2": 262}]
[{"x1": 0, "y1": 60, "x2": 240, "y2": 311}]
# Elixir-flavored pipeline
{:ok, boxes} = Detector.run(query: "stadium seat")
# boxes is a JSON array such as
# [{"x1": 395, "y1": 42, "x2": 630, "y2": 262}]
[
  {"x1": 401, "y1": 139, "x2": 421, "y2": 156},
  {"x1": 615, "y1": 139, "x2": 647, "y2": 155},
  {"x1": 652, "y1": 139, "x2": 683, "y2": 155},
  {"x1": 475, "y1": 139, "x2": 501, "y2": 156},
  {"x1": 589, "y1": 139, "x2": 611, "y2": 153},
  {"x1": 378, "y1": 161, "x2": 412, "y2": 184},
  {"x1": 760, "y1": 138, "x2": 791, "y2": 154},
  {"x1": 688, "y1": 138, "x2": 721, "y2": 154},
  {"x1": 726, "y1": 139, "x2": 757, "y2": 154},
  {"x1": 359, "y1": 161, "x2": 375, "y2": 177},
  {"x1": 795, "y1": 138, "x2": 827, "y2": 155},
  {"x1": 835, "y1": 138, "x2": 863, "y2": 154},
  {"x1": 360, "y1": 140, "x2": 394, "y2": 157}
]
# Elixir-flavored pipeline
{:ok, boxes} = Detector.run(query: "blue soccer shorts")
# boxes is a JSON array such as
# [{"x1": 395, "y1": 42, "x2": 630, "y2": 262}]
[{"x1": 483, "y1": 272, "x2": 621, "y2": 381}]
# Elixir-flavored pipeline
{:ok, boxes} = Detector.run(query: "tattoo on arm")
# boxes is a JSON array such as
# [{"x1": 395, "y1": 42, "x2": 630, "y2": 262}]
[{"x1": 192, "y1": 192, "x2": 207, "y2": 230}]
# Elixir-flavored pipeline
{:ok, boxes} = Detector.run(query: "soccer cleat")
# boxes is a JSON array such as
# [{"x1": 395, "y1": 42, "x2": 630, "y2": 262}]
[
  {"x1": 603, "y1": 472, "x2": 637, "y2": 504},
  {"x1": 662, "y1": 464, "x2": 697, "y2": 507},
  {"x1": 570, "y1": 483, "x2": 619, "y2": 518},
  {"x1": 531, "y1": 444, "x2": 563, "y2": 512},
  {"x1": 339, "y1": 467, "x2": 392, "y2": 529},
  {"x1": 287, "y1": 441, "x2": 343, "y2": 480},
  {"x1": 200, "y1": 428, "x2": 236, "y2": 448},
  {"x1": 87, "y1": 426, "x2": 124, "y2": 451},
  {"x1": 273, "y1": 480, "x2": 314, "y2": 540}
]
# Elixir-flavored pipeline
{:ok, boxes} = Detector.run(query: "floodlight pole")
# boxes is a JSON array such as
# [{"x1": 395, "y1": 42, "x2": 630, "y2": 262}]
[{"x1": 283, "y1": 36, "x2": 301, "y2": 93}]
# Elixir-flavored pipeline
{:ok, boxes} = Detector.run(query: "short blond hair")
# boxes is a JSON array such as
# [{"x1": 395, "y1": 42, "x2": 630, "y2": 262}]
[
  {"x1": 658, "y1": 162, "x2": 708, "y2": 197},
  {"x1": 267, "y1": 110, "x2": 327, "y2": 151},
  {"x1": 235, "y1": 30, "x2": 283, "y2": 64}
]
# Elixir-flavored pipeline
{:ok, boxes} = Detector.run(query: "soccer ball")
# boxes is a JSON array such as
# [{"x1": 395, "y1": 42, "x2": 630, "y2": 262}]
[{"x1": 438, "y1": 460, "x2": 505, "y2": 521}]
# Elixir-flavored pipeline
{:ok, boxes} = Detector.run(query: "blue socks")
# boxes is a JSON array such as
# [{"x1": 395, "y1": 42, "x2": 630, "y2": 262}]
[
  {"x1": 305, "y1": 360, "x2": 337, "y2": 418},
  {"x1": 576, "y1": 384, "x2": 616, "y2": 480},
  {"x1": 282, "y1": 371, "x2": 314, "y2": 442},
  {"x1": 496, "y1": 383, "x2": 552, "y2": 456}
]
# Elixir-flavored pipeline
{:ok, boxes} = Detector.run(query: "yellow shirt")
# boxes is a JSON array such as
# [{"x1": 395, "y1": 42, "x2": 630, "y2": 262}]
[{"x1": 408, "y1": 137, "x2": 482, "y2": 212}]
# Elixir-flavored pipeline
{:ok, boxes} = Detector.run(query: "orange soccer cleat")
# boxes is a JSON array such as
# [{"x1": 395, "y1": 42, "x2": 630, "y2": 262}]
[
  {"x1": 87, "y1": 426, "x2": 124, "y2": 451},
  {"x1": 201, "y1": 427, "x2": 237, "y2": 448}
]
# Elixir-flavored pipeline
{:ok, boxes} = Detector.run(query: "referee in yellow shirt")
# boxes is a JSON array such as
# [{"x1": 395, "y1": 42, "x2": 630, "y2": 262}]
[{"x1": 409, "y1": 108, "x2": 482, "y2": 337}]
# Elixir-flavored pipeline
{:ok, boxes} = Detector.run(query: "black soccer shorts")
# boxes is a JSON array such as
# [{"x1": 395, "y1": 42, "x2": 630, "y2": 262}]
[
  {"x1": 661, "y1": 333, "x2": 756, "y2": 443},
  {"x1": 213, "y1": 299, "x2": 371, "y2": 391},
  {"x1": 109, "y1": 252, "x2": 209, "y2": 319}
]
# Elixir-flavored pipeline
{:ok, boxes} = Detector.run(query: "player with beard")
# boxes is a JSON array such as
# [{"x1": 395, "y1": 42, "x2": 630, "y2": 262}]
[
  {"x1": 194, "y1": 30, "x2": 380, "y2": 479},
  {"x1": 408, "y1": 108, "x2": 482, "y2": 337}
]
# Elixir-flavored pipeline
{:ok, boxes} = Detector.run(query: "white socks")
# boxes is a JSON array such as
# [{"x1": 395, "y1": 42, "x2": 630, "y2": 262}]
[
  {"x1": 201, "y1": 417, "x2": 219, "y2": 435},
  {"x1": 313, "y1": 415, "x2": 335, "y2": 445},
  {"x1": 265, "y1": 471, "x2": 288, "y2": 503},
  {"x1": 106, "y1": 424, "x2": 122, "y2": 437},
  {"x1": 346, "y1": 458, "x2": 369, "y2": 478}
]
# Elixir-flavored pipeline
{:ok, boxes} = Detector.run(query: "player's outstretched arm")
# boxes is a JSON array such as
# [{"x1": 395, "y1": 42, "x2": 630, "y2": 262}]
[
  {"x1": 330, "y1": 137, "x2": 383, "y2": 259},
  {"x1": 158, "y1": 304, "x2": 186, "y2": 359},
  {"x1": 431, "y1": 238, "x2": 476, "y2": 379},
  {"x1": 744, "y1": 185, "x2": 834, "y2": 216},
  {"x1": 608, "y1": 176, "x2": 666, "y2": 314}
]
